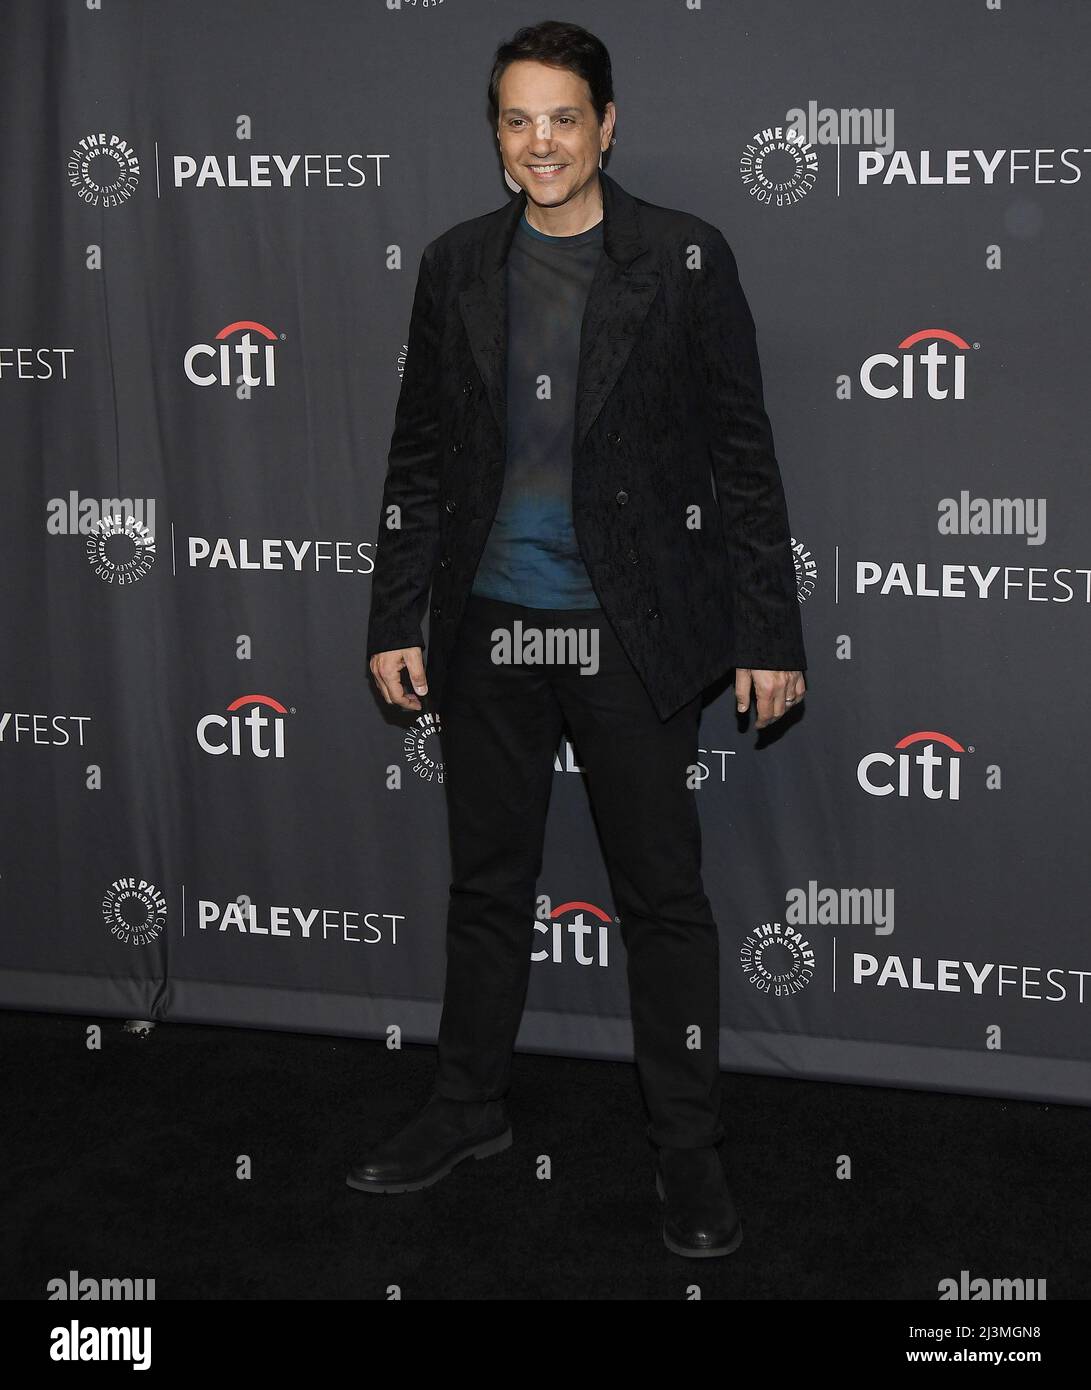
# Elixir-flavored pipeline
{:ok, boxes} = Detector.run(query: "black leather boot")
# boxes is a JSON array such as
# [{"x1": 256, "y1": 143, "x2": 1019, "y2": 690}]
[
  {"x1": 345, "y1": 1093, "x2": 512, "y2": 1193},
  {"x1": 655, "y1": 1145, "x2": 743, "y2": 1257}
]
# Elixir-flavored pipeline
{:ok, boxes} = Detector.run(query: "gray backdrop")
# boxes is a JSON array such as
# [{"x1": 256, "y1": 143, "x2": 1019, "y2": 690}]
[{"x1": 2, "y1": 0, "x2": 1089, "y2": 1106}]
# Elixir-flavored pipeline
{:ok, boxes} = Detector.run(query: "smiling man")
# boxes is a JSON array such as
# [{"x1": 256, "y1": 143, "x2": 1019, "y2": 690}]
[{"x1": 351, "y1": 20, "x2": 808, "y2": 1259}]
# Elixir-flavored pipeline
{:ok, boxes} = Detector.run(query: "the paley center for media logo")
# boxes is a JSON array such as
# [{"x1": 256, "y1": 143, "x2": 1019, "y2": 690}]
[
  {"x1": 102, "y1": 878, "x2": 167, "y2": 947},
  {"x1": 66, "y1": 131, "x2": 140, "y2": 207},
  {"x1": 739, "y1": 102, "x2": 895, "y2": 208},
  {"x1": 46, "y1": 490, "x2": 158, "y2": 584},
  {"x1": 791, "y1": 532, "x2": 818, "y2": 606}
]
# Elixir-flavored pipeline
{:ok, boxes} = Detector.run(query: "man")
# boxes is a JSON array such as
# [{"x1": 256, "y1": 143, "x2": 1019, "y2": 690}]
[{"x1": 348, "y1": 20, "x2": 807, "y2": 1259}]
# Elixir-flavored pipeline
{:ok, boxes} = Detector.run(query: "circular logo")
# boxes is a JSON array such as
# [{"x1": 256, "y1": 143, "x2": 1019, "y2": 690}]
[
  {"x1": 67, "y1": 133, "x2": 141, "y2": 207},
  {"x1": 85, "y1": 514, "x2": 156, "y2": 585},
  {"x1": 738, "y1": 124, "x2": 818, "y2": 207},
  {"x1": 791, "y1": 533, "x2": 818, "y2": 605},
  {"x1": 103, "y1": 878, "x2": 167, "y2": 947},
  {"x1": 403, "y1": 711, "x2": 444, "y2": 783},
  {"x1": 739, "y1": 922, "x2": 816, "y2": 996}
]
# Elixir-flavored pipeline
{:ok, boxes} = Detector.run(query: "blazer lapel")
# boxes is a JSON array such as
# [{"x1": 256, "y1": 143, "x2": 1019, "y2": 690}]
[{"x1": 458, "y1": 167, "x2": 661, "y2": 456}]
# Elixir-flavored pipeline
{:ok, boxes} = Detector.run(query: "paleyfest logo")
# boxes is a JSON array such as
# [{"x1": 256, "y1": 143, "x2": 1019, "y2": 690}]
[
  {"x1": 67, "y1": 132, "x2": 140, "y2": 208},
  {"x1": 103, "y1": 878, "x2": 167, "y2": 946}
]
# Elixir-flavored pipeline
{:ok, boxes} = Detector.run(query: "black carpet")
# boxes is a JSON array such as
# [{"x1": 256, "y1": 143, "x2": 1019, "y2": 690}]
[{"x1": 2, "y1": 1009, "x2": 1087, "y2": 1301}]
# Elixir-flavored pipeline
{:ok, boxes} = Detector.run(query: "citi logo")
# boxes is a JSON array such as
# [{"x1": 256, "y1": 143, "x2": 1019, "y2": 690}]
[
  {"x1": 184, "y1": 320, "x2": 280, "y2": 387},
  {"x1": 196, "y1": 694, "x2": 290, "y2": 758},
  {"x1": 857, "y1": 730, "x2": 968, "y2": 800},
  {"x1": 533, "y1": 900, "x2": 613, "y2": 968},
  {"x1": 860, "y1": 328, "x2": 972, "y2": 400}
]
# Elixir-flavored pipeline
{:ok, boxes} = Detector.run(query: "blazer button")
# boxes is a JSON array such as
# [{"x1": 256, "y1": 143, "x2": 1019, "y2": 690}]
[
  {"x1": 645, "y1": 607, "x2": 660, "y2": 619},
  {"x1": 462, "y1": 381, "x2": 474, "y2": 395},
  {"x1": 445, "y1": 499, "x2": 458, "y2": 513},
  {"x1": 431, "y1": 605, "x2": 442, "y2": 618},
  {"x1": 607, "y1": 430, "x2": 622, "y2": 445},
  {"x1": 439, "y1": 556, "x2": 452, "y2": 569},
  {"x1": 450, "y1": 440, "x2": 463, "y2": 454},
  {"x1": 627, "y1": 548, "x2": 639, "y2": 564},
  {"x1": 615, "y1": 490, "x2": 629, "y2": 506}
]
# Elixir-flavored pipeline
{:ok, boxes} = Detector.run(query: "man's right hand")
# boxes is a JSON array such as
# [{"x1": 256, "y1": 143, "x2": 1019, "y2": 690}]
[{"x1": 369, "y1": 646, "x2": 428, "y2": 711}]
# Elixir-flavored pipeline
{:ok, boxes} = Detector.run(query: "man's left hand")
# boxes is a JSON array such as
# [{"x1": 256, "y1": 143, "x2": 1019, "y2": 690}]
[{"x1": 735, "y1": 668, "x2": 806, "y2": 729}]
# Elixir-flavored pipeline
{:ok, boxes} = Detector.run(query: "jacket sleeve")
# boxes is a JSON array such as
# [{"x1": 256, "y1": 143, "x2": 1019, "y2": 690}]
[
  {"x1": 365, "y1": 244, "x2": 443, "y2": 660},
  {"x1": 686, "y1": 225, "x2": 806, "y2": 672}
]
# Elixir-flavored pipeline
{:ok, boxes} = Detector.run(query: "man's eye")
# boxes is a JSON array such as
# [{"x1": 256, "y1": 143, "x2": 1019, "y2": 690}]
[{"x1": 507, "y1": 117, "x2": 576, "y2": 128}]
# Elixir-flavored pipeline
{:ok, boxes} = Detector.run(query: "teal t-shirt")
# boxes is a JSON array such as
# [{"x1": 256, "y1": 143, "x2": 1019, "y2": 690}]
[{"x1": 470, "y1": 208, "x2": 603, "y2": 608}]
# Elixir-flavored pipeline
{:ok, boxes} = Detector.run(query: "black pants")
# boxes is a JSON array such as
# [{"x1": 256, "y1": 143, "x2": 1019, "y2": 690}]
[{"x1": 434, "y1": 593, "x2": 724, "y2": 1149}]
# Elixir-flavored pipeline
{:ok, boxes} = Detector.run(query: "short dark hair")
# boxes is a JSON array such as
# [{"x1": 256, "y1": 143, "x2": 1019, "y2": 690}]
[{"x1": 487, "y1": 20, "x2": 614, "y2": 129}]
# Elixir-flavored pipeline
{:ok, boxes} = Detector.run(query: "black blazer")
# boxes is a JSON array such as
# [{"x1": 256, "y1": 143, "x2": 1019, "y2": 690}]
[{"x1": 366, "y1": 167, "x2": 806, "y2": 721}]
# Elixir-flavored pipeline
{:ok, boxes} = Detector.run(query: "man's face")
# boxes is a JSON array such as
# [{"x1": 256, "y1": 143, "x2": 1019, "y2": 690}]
[{"x1": 496, "y1": 59, "x2": 615, "y2": 208}]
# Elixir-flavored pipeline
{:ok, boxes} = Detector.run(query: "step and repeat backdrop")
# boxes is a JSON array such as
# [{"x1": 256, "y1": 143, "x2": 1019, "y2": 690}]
[{"x1": 2, "y1": 0, "x2": 1088, "y2": 1106}]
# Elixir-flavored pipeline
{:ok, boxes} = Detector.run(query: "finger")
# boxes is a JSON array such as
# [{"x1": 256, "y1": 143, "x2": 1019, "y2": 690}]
[
  {"x1": 375, "y1": 656, "x2": 419, "y2": 710},
  {"x1": 753, "y1": 680, "x2": 772, "y2": 727},
  {"x1": 369, "y1": 656, "x2": 393, "y2": 706},
  {"x1": 735, "y1": 668, "x2": 752, "y2": 714},
  {"x1": 388, "y1": 666, "x2": 422, "y2": 710},
  {"x1": 403, "y1": 647, "x2": 428, "y2": 697},
  {"x1": 755, "y1": 684, "x2": 781, "y2": 728}
]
